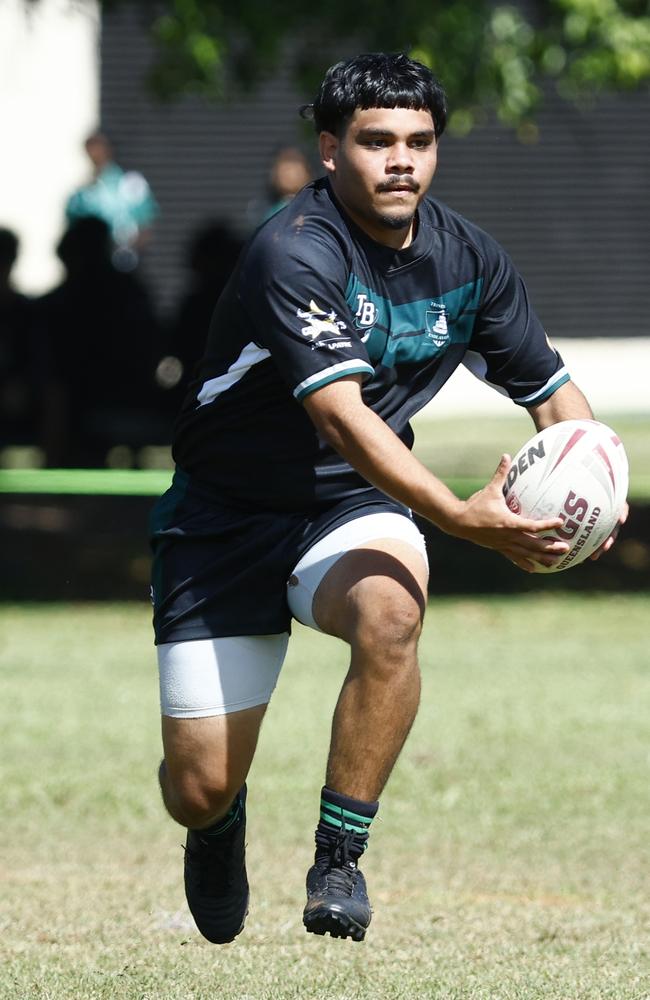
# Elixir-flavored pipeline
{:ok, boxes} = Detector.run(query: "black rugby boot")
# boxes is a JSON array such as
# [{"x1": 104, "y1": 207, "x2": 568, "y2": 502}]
[
  {"x1": 303, "y1": 829, "x2": 371, "y2": 941},
  {"x1": 184, "y1": 785, "x2": 249, "y2": 944}
]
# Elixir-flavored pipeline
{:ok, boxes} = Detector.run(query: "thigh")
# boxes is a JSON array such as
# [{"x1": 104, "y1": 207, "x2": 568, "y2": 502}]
[
  {"x1": 287, "y1": 512, "x2": 429, "y2": 642},
  {"x1": 162, "y1": 707, "x2": 267, "y2": 793},
  {"x1": 157, "y1": 634, "x2": 289, "y2": 718},
  {"x1": 314, "y1": 539, "x2": 429, "y2": 643},
  {"x1": 158, "y1": 633, "x2": 289, "y2": 788}
]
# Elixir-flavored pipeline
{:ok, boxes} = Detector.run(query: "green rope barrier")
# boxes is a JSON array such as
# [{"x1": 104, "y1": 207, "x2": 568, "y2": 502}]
[
  {"x1": 0, "y1": 468, "x2": 173, "y2": 496},
  {"x1": 0, "y1": 468, "x2": 647, "y2": 499}
]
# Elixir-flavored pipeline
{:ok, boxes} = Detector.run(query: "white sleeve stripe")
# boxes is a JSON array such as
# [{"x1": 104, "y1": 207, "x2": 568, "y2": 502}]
[
  {"x1": 512, "y1": 366, "x2": 569, "y2": 404},
  {"x1": 293, "y1": 360, "x2": 374, "y2": 398},
  {"x1": 196, "y1": 342, "x2": 271, "y2": 408}
]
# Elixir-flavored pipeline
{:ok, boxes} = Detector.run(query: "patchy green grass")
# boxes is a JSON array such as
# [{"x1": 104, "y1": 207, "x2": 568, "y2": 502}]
[
  {"x1": 1, "y1": 598, "x2": 649, "y2": 999},
  {"x1": 411, "y1": 412, "x2": 650, "y2": 498}
]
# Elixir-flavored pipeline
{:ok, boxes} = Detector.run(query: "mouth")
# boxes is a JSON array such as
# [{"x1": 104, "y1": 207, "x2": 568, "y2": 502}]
[{"x1": 376, "y1": 180, "x2": 419, "y2": 195}]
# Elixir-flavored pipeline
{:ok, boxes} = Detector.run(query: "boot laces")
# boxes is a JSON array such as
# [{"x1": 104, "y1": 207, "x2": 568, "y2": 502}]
[{"x1": 316, "y1": 828, "x2": 360, "y2": 897}]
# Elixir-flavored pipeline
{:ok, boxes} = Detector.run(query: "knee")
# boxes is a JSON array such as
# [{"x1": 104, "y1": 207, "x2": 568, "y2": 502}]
[
  {"x1": 347, "y1": 580, "x2": 423, "y2": 657},
  {"x1": 160, "y1": 760, "x2": 239, "y2": 829}
]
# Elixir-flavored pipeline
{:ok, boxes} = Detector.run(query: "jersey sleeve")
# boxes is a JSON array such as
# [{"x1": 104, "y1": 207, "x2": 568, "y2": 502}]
[
  {"x1": 464, "y1": 241, "x2": 570, "y2": 406},
  {"x1": 239, "y1": 224, "x2": 374, "y2": 402}
]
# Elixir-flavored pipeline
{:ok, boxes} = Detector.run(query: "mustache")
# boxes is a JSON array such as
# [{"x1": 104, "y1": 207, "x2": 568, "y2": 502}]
[{"x1": 376, "y1": 177, "x2": 420, "y2": 193}]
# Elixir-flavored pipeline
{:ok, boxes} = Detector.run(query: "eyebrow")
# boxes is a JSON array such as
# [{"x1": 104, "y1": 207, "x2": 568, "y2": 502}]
[{"x1": 356, "y1": 127, "x2": 435, "y2": 140}]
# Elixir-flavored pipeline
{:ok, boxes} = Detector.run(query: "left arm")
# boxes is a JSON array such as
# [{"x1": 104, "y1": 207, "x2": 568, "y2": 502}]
[
  {"x1": 467, "y1": 231, "x2": 624, "y2": 558},
  {"x1": 526, "y1": 379, "x2": 593, "y2": 430}
]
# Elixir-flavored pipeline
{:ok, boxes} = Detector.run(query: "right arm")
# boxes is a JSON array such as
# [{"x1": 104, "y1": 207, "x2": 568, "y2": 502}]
[{"x1": 303, "y1": 376, "x2": 569, "y2": 572}]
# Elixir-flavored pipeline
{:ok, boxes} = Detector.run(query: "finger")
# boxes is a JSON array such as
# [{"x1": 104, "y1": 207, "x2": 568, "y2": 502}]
[
  {"x1": 513, "y1": 516, "x2": 565, "y2": 534},
  {"x1": 507, "y1": 531, "x2": 570, "y2": 554},
  {"x1": 525, "y1": 535, "x2": 569, "y2": 554},
  {"x1": 589, "y1": 531, "x2": 617, "y2": 561},
  {"x1": 489, "y1": 454, "x2": 512, "y2": 490},
  {"x1": 589, "y1": 511, "x2": 626, "y2": 561},
  {"x1": 506, "y1": 543, "x2": 565, "y2": 568},
  {"x1": 503, "y1": 551, "x2": 536, "y2": 573}
]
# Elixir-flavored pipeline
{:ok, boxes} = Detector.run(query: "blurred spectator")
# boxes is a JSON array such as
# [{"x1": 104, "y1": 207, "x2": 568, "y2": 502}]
[
  {"x1": 37, "y1": 217, "x2": 163, "y2": 466},
  {"x1": 0, "y1": 228, "x2": 41, "y2": 450},
  {"x1": 158, "y1": 221, "x2": 243, "y2": 411},
  {"x1": 265, "y1": 146, "x2": 313, "y2": 219},
  {"x1": 66, "y1": 131, "x2": 159, "y2": 273},
  {"x1": 248, "y1": 146, "x2": 313, "y2": 226}
]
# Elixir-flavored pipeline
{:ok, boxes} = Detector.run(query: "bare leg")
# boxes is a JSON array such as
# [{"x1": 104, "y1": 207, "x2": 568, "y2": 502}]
[
  {"x1": 312, "y1": 539, "x2": 428, "y2": 800},
  {"x1": 160, "y1": 707, "x2": 267, "y2": 944},
  {"x1": 159, "y1": 704, "x2": 267, "y2": 829}
]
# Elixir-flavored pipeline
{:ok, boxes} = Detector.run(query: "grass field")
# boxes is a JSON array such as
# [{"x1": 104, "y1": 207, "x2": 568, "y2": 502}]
[
  {"x1": 410, "y1": 413, "x2": 650, "y2": 498},
  {"x1": 1, "y1": 598, "x2": 649, "y2": 1000},
  {"x1": 3, "y1": 411, "x2": 648, "y2": 499}
]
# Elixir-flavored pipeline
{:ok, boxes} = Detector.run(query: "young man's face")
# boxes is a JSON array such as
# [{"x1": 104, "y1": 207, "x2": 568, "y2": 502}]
[{"x1": 320, "y1": 106, "x2": 438, "y2": 248}]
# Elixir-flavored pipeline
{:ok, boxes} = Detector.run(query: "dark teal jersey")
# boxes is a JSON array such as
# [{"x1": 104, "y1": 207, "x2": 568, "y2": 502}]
[{"x1": 172, "y1": 178, "x2": 569, "y2": 512}]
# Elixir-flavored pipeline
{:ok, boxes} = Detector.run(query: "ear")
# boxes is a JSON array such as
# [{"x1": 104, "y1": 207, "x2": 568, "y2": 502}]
[{"x1": 319, "y1": 131, "x2": 339, "y2": 174}]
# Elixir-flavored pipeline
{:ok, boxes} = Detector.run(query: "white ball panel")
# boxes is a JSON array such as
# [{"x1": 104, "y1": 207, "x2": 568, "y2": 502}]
[{"x1": 503, "y1": 420, "x2": 629, "y2": 574}]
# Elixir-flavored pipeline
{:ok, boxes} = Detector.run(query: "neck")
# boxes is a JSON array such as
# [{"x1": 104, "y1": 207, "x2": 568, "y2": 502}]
[
  {"x1": 332, "y1": 190, "x2": 416, "y2": 250},
  {"x1": 348, "y1": 206, "x2": 415, "y2": 250}
]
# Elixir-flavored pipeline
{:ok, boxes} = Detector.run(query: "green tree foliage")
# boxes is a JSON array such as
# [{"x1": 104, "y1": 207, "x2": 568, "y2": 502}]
[{"x1": 43, "y1": 0, "x2": 650, "y2": 129}]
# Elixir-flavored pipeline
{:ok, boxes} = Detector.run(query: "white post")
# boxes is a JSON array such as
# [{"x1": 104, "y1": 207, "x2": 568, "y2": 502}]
[{"x1": 0, "y1": 0, "x2": 100, "y2": 294}]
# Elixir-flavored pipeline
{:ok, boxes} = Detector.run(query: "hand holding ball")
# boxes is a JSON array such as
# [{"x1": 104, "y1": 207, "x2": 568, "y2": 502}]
[{"x1": 502, "y1": 420, "x2": 629, "y2": 573}]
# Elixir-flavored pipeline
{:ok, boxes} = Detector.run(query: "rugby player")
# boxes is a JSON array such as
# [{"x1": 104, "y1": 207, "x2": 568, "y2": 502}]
[{"x1": 150, "y1": 52, "x2": 615, "y2": 944}]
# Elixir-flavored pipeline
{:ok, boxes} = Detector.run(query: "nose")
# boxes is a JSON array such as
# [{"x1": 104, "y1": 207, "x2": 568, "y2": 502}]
[{"x1": 386, "y1": 142, "x2": 414, "y2": 174}]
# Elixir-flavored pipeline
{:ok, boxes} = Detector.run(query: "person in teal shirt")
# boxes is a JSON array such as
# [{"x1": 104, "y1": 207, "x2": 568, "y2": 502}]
[{"x1": 66, "y1": 131, "x2": 159, "y2": 272}]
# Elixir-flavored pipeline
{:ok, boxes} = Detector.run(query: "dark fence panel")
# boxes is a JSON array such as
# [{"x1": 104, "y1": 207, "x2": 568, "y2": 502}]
[
  {"x1": 101, "y1": 4, "x2": 650, "y2": 335},
  {"x1": 2, "y1": 494, "x2": 647, "y2": 601}
]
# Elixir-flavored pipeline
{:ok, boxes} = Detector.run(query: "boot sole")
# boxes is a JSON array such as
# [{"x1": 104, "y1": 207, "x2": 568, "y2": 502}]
[
  {"x1": 193, "y1": 902, "x2": 249, "y2": 944},
  {"x1": 303, "y1": 905, "x2": 368, "y2": 942},
  {"x1": 186, "y1": 871, "x2": 249, "y2": 944}
]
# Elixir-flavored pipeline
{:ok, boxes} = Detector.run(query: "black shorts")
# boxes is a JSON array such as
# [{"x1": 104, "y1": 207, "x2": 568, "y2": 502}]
[{"x1": 149, "y1": 469, "x2": 409, "y2": 644}]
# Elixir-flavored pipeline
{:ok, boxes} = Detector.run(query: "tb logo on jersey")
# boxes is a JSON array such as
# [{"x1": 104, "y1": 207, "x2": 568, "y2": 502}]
[
  {"x1": 425, "y1": 302, "x2": 449, "y2": 349},
  {"x1": 354, "y1": 293, "x2": 378, "y2": 342}
]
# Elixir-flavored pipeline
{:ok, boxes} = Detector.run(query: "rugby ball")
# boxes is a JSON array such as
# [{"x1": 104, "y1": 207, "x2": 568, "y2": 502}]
[{"x1": 503, "y1": 419, "x2": 628, "y2": 573}]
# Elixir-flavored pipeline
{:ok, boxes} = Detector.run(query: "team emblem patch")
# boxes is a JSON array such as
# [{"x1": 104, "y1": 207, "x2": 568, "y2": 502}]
[
  {"x1": 354, "y1": 293, "x2": 378, "y2": 330},
  {"x1": 297, "y1": 300, "x2": 347, "y2": 341},
  {"x1": 425, "y1": 302, "x2": 449, "y2": 348}
]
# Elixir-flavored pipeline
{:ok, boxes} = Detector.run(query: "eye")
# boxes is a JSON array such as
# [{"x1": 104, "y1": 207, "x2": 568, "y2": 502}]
[{"x1": 362, "y1": 138, "x2": 389, "y2": 149}]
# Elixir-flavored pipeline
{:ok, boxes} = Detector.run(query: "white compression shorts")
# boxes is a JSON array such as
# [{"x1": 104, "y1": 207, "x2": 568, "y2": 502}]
[{"x1": 157, "y1": 511, "x2": 428, "y2": 718}]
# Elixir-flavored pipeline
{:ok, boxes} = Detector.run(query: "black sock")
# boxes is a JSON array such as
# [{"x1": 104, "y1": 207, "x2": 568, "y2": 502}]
[
  {"x1": 195, "y1": 791, "x2": 243, "y2": 838},
  {"x1": 315, "y1": 785, "x2": 379, "y2": 861}
]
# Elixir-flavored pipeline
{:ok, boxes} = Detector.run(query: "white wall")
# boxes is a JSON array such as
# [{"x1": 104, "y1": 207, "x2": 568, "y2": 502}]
[
  {"x1": 415, "y1": 338, "x2": 650, "y2": 419},
  {"x1": 0, "y1": 0, "x2": 99, "y2": 294}
]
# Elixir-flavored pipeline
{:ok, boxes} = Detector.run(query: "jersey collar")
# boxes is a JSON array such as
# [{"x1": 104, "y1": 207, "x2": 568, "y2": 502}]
[{"x1": 324, "y1": 178, "x2": 429, "y2": 273}]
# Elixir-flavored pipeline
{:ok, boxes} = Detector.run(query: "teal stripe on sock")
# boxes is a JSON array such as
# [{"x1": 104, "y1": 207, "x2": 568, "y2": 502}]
[
  {"x1": 320, "y1": 810, "x2": 368, "y2": 835},
  {"x1": 320, "y1": 800, "x2": 372, "y2": 827},
  {"x1": 201, "y1": 800, "x2": 241, "y2": 837}
]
